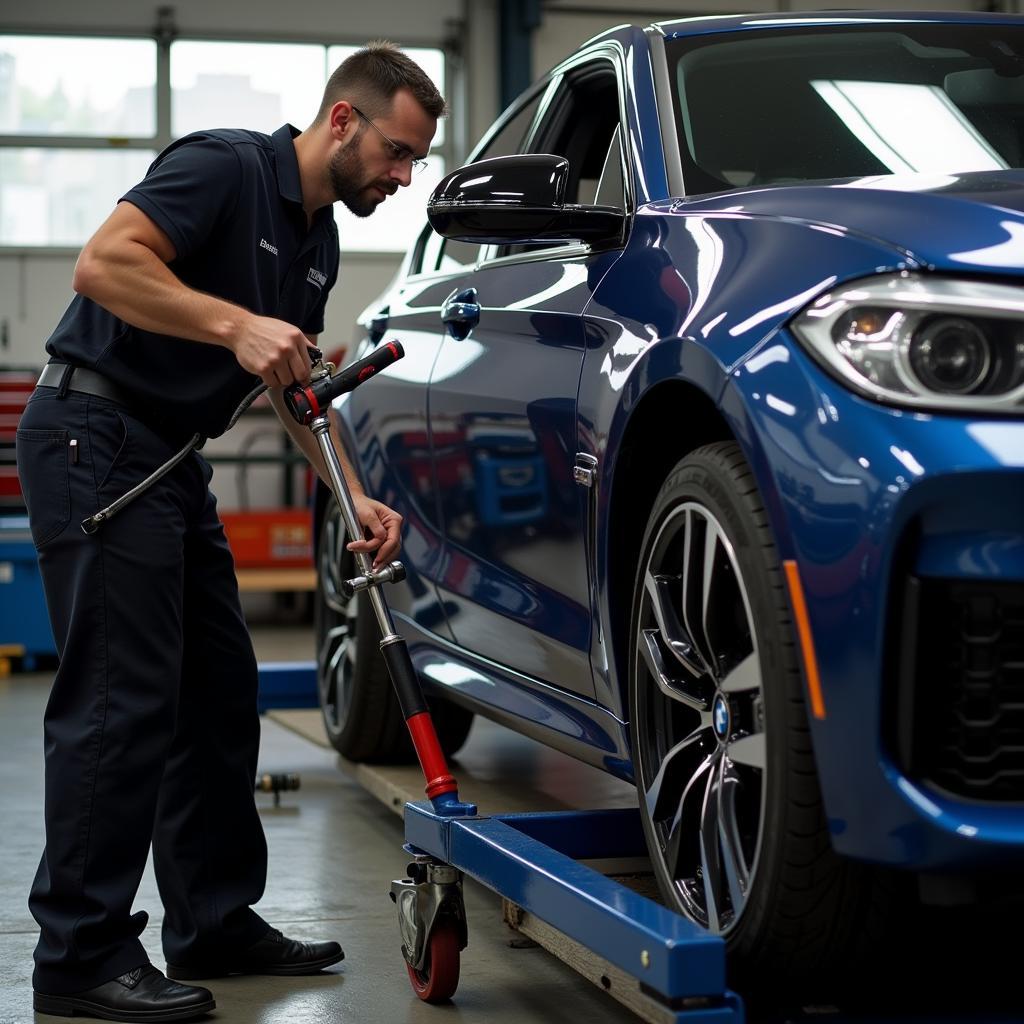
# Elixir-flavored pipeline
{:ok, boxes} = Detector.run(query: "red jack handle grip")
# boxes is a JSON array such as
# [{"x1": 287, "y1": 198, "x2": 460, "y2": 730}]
[{"x1": 283, "y1": 340, "x2": 405, "y2": 425}]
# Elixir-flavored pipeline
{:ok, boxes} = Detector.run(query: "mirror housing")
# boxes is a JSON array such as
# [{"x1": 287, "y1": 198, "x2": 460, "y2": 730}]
[{"x1": 428, "y1": 154, "x2": 625, "y2": 246}]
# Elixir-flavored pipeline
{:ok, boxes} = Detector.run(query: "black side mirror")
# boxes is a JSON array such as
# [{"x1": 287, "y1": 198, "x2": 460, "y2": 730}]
[{"x1": 428, "y1": 154, "x2": 624, "y2": 246}]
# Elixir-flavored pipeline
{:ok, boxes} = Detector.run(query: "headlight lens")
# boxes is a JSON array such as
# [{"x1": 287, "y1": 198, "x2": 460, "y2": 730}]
[
  {"x1": 908, "y1": 316, "x2": 992, "y2": 395},
  {"x1": 791, "y1": 274, "x2": 1024, "y2": 410}
]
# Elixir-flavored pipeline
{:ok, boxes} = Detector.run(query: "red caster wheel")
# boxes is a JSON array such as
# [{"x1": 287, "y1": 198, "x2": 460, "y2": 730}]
[{"x1": 406, "y1": 918, "x2": 461, "y2": 1002}]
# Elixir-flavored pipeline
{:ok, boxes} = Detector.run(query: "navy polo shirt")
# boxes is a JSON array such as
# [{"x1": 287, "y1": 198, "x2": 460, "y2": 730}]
[{"x1": 46, "y1": 124, "x2": 340, "y2": 439}]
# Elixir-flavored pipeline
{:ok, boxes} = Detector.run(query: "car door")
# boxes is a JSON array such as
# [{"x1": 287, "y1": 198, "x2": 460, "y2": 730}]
[
  {"x1": 428, "y1": 55, "x2": 630, "y2": 698},
  {"x1": 341, "y1": 82, "x2": 550, "y2": 640},
  {"x1": 340, "y1": 233, "x2": 464, "y2": 639}
]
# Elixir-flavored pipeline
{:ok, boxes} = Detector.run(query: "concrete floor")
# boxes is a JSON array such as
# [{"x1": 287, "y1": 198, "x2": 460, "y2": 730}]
[
  {"x1": 0, "y1": 626, "x2": 646, "y2": 1024},
  {"x1": 4, "y1": 626, "x2": 1024, "y2": 1024}
]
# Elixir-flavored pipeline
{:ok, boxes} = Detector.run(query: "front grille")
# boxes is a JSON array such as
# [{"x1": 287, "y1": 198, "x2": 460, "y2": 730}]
[{"x1": 901, "y1": 578, "x2": 1024, "y2": 802}]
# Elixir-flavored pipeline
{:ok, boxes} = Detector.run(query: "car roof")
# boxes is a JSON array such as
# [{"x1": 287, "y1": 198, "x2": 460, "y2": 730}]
[
  {"x1": 574, "y1": 10, "x2": 1024, "y2": 56},
  {"x1": 651, "y1": 9, "x2": 1024, "y2": 40}
]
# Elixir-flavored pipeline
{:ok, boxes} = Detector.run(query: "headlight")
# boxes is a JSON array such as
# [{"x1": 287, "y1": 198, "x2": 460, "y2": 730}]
[{"x1": 791, "y1": 274, "x2": 1024, "y2": 411}]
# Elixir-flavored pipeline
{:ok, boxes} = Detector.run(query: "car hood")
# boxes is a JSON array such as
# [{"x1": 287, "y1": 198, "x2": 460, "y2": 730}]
[{"x1": 672, "y1": 170, "x2": 1024, "y2": 275}]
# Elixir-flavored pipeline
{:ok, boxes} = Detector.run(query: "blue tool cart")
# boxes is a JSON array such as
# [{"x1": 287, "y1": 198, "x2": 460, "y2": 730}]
[{"x1": 0, "y1": 515, "x2": 56, "y2": 670}]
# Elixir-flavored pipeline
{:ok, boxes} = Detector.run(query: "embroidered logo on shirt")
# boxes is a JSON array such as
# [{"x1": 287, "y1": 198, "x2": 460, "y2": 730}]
[
  {"x1": 306, "y1": 267, "x2": 328, "y2": 289},
  {"x1": 259, "y1": 238, "x2": 279, "y2": 256}
]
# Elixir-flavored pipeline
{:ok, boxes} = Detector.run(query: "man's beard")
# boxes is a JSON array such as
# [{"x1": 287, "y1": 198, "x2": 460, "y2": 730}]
[{"x1": 329, "y1": 139, "x2": 393, "y2": 218}]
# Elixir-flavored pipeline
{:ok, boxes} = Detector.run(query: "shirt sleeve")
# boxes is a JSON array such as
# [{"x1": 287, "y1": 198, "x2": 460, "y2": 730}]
[{"x1": 120, "y1": 134, "x2": 242, "y2": 261}]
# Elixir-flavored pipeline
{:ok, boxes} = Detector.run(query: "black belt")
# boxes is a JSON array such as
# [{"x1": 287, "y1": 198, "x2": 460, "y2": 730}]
[
  {"x1": 37, "y1": 362, "x2": 136, "y2": 410},
  {"x1": 35, "y1": 361, "x2": 208, "y2": 534}
]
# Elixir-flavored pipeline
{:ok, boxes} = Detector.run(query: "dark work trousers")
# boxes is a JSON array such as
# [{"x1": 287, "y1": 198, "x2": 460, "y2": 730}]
[{"x1": 16, "y1": 389, "x2": 269, "y2": 995}]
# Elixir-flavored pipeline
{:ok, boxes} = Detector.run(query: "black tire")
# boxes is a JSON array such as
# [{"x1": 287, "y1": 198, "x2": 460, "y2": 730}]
[
  {"x1": 628, "y1": 441, "x2": 884, "y2": 985},
  {"x1": 315, "y1": 497, "x2": 473, "y2": 763}
]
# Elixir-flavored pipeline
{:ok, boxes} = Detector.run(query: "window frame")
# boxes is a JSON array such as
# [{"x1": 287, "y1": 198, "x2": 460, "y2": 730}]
[{"x1": 0, "y1": 28, "x2": 453, "y2": 256}]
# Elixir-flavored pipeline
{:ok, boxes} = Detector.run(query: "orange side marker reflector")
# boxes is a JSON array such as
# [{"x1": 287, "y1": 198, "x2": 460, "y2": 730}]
[{"x1": 782, "y1": 560, "x2": 826, "y2": 720}]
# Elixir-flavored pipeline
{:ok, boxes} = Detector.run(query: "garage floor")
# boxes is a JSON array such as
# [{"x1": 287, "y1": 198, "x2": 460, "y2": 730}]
[
  {"x1": 2, "y1": 626, "x2": 1022, "y2": 1024},
  {"x1": 0, "y1": 625, "x2": 648, "y2": 1024}
]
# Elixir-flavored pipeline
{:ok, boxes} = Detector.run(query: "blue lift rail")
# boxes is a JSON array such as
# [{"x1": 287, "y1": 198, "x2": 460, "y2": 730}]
[
  {"x1": 256, "y1": 660, "x2": 318, "y2": 713},
  {"x1": 404, "y1": 801, "x2": 745, "y2": 1022}
]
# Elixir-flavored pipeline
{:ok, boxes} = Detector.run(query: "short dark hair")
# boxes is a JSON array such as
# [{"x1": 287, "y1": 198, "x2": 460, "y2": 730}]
[{"x1": 314, "y1": 40, "x2": 446, "y2": 125}]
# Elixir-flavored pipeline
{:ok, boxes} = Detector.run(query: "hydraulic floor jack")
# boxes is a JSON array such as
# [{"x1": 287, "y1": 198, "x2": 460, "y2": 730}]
[{"x1": 281, "y1": 343, "x2": 477, "y2": 1002}]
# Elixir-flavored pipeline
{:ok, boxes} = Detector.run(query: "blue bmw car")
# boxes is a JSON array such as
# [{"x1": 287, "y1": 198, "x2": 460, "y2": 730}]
[{"x1": 314, "y1": 10, "x2": 1024, "y2": 979}]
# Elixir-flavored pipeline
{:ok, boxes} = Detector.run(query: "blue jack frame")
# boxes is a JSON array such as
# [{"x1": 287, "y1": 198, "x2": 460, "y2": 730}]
[
  {"x1": 404, "y1": 801, "x2": 745, "y2": 1022},
  {"x1": 256, "y1": 662, "x2": 744, "y2": 1016},
  {"x1": 256, "y1": 660, "x2": 318, "y2": 714}
]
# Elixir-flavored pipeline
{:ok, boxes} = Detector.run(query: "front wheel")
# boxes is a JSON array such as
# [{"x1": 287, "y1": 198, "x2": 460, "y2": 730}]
[
  {"x1": 628, "y1": 442, "x2": 882, "y2": 982},
  {"x1": 315, "y1": 497, "x2": 473, "y2": 762}
]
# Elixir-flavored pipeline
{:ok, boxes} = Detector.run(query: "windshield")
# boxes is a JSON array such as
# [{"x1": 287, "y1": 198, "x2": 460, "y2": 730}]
[{"x1": 666, "y1": 24, "x2": 1024, "y2": 194}]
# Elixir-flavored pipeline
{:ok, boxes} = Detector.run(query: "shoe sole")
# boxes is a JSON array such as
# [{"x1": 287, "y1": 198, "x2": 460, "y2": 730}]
[
  {"x1": 33, "y1": 991, "x2": 215, "y2": 1021},
  {"x1": 166, "y1": 949, "x2": 344, "y2": 980}
]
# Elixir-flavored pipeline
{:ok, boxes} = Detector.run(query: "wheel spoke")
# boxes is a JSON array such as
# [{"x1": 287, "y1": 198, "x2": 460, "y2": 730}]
[
  {"x1": 322, "y1": 582, "x2": 349, "y2": 616},
  {"x1": 639, "y1": 629, "x2": 710, "y2": 712},
  {"x1": 727, "y1": 732, "x2": 766, "y2": 770},
  {"x1": 314, "y1": 501, "x2": 362, "y2": 741},
  {"x1": 662, "y1": 746, "x2": 716, "y2": 880},
  {"x1": 698, "y1": 759, "x2": 725, "y2": 931},
  {"x1": 681, "y1": 511, "x2": 719, "y2": 682},
  {"x1": 644, "y1": 728, "x2": 709, "y2": 821},
  {"x1": 321, "y1": 521, "x2": 352, "y2": 615},
  {"x1": 319, "y1": 651, "x2": 337, "y2": 702},
  {"x1": 720, "y1": 651, "x2": 760, "y2": 694},
  {"x1": 719, "y1": 761, "x2": 750, "y2": 909},
  {"x1": 644, "y1": 570, "x2": 709, "y2": 678},
  {"x1": 700, "y1": 520, "x2": 725, "y2": 677}
]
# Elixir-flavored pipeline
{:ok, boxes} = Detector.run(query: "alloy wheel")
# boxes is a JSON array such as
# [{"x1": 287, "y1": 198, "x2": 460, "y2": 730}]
[{"x1": 634, "y1": 501, "x2": 767, "y2": 934}]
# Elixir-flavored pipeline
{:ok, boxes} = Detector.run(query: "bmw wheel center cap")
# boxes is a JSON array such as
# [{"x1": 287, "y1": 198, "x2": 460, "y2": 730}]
[{"x1": 713, "y1": 695, "x2": 731, "y2": 741}]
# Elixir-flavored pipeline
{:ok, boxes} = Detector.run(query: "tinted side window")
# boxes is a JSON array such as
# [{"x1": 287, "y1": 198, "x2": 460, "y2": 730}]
[
  {"x1": 500, "y1": 60, "x2": 624, "y2": 256},
  {"x1": 593, "y1": 124, "x2": 626, "y2": 210},
  {"x1": 530, "y1": 63, "x2": 622, "y2": 203},
  {"x1": 479, "y1": 87, "x2": 546, "y2": 160}
]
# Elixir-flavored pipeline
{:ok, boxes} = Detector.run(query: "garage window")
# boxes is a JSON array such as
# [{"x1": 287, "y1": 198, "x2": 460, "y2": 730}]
[
  {"x1": 0, "y1": 35, "x2": 158, "y2": 248},
  {"x1": 0, "y1": 33, "x2": 447, "y2": 253}
]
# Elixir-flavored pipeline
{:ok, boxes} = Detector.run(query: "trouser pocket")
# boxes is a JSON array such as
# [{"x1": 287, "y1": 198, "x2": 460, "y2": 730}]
[{"x1": 15, "y1": 428, "x2": 71, "y2": 548}]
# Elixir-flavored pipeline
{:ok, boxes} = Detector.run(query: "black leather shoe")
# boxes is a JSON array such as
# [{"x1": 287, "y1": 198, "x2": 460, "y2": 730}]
[
  {"x1": 166, "y1": 928, "x2": 344, "y2": 979},
  {"x1": 33, "y1": 964, "x2": 215, "y2": 1021}
]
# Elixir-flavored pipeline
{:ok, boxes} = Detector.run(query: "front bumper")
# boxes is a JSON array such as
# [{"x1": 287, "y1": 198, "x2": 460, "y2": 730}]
[{"x1": 732, "y1": 331, "x2": 1024, "y2": 868}]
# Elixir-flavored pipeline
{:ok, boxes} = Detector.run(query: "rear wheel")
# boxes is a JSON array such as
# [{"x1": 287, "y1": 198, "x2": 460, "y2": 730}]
[
  {"x1": 315, "y1": 497, "x2": 473, "y2": 762},
  {"x1": 628, "y1": 442, "x2": 883, "y2": 983}
]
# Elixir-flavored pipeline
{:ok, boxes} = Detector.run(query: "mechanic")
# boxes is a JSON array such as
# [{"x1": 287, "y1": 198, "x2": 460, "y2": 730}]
[{"x1": 17, "y1": 41, "x2": 444, "y2": 1023}]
